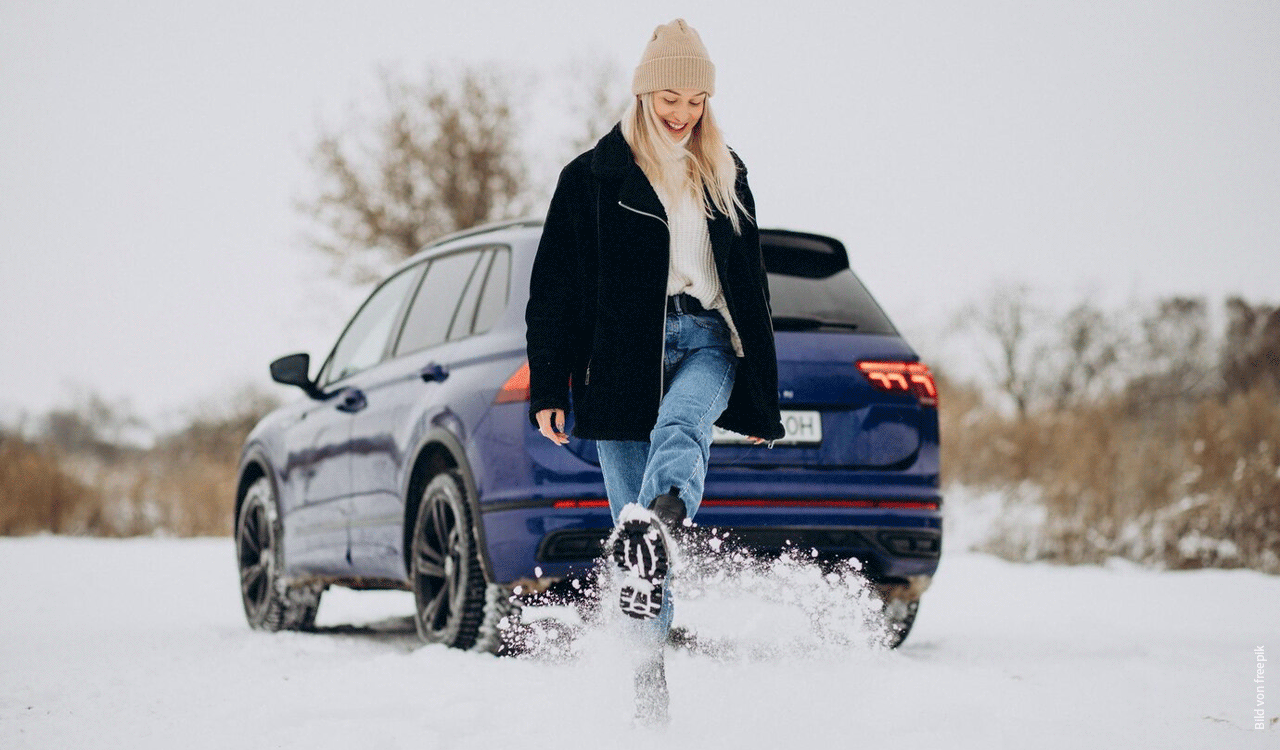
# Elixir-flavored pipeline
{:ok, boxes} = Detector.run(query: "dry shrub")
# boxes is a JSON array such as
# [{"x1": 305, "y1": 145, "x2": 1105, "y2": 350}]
[
  {"x1": 0, "y1": 432, "x2": 102, "y2": 534},
  {"x1": 52, "y1": 452, "x2": 239, "y2": 537},
  {"x1": 128, "y1": 400, "x2": 274, "y2": 536},
  {"x1": 1164, "y1": 383, "x2": 1280, "y2": 570},
  {"x1": 2, "y1": 387, "x2": 277, "y2": 538},
  {"x1": 141, "y1": 450, "x2": 240, "y2": 537},
  {"x1": 939, "y1": 377, "x2": 1280, "y2": 572}
]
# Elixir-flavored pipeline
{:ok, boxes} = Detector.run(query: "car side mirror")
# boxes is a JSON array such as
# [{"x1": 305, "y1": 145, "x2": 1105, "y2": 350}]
[{"x1": 270, "y1": 353, "x2": 323, "y2": 400}]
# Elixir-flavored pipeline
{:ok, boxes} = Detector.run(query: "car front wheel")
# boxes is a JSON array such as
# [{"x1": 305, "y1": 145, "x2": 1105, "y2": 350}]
[
  {"x1": 411, "y1": 470, "x2": 487, "y2": 649},
  {"x1": 236, "y1": 476, "x2": 322, "y2": 631}
]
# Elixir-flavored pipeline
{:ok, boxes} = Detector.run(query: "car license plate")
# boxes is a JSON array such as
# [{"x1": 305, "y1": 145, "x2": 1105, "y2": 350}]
[{"x1": 712, "y1": 410, "x2": 822, "y2": 445}]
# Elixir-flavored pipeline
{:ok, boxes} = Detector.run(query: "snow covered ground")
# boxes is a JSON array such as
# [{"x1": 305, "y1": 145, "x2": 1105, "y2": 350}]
[{"x1": 2, "y1": 535, "x2": 1276, "y2": 749}]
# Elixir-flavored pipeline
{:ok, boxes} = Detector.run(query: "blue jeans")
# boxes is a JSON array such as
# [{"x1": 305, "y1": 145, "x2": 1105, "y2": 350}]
[{"x1": 596, "y1": 297, "x2": 738, "y2": 640}]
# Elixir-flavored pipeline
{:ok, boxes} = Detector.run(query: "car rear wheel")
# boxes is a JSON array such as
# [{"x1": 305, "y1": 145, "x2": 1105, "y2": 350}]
[
  {"x1": 236, "y1": 476, "x2": 322, "y2": 631},
  {"x1": 411, "y1": 470, "x2": 486, "y2": 649},
  {"x1": 882, "y1": 598, "x2": 919, "y2": 649}
]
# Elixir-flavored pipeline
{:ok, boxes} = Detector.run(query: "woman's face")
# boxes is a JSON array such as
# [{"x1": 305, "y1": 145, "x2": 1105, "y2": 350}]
[{"x1": 652, "y1": 88, "x2": 706, "y2": 140}]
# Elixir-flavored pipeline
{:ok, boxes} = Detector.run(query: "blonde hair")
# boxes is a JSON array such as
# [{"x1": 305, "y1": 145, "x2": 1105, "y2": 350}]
[{"x1": 620, "y1": 93, "x2": 750, "y2": 235}]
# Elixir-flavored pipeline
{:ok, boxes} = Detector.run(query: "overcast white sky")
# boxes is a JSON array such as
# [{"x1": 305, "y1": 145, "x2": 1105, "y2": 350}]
[{"x1": 2, "y1": 0, "x2": 1277, "y2": 431}]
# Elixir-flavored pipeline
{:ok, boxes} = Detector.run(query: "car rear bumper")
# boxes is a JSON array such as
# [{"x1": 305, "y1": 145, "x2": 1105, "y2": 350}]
[{"x1": 479, "y1": 500, "x2": 942, "y2": 585}]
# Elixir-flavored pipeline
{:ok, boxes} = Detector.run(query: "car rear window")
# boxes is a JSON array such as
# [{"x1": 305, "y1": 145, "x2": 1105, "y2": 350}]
[{"x1": 762, "y1": 232, "x2": 898, "y2": 335}]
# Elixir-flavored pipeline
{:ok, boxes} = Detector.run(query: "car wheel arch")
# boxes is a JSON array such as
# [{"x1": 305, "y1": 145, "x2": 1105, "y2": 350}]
[
  {"x1": 234, "y1": 448, "x2": 275, "y2": 537},
  {"x1": 400, "y1": 427, "x2": 495, "y2": 583}
]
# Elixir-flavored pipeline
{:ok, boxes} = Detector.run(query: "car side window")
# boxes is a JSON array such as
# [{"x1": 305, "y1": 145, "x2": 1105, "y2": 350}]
[
  {"x1": 394, "y1": 249, "x2": 484, "y2": 356},
  {"x1": 471, "y1": 247, "x2": 510, "y2": 335},
  {"x1": 447, "y1": 249, "x2": 492, "y2": 342},
  {"x1": 321, "y1": 265, "x2": 422, "y2": 385}
]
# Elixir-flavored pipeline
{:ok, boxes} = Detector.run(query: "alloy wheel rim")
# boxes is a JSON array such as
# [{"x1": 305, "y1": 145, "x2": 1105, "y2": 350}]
[
  {"x1": 415, "y1": 495, "x2": 465, "y2": 635},
  {"x1": 237, "y1": 499, "x2": 272, "y2": 612}
]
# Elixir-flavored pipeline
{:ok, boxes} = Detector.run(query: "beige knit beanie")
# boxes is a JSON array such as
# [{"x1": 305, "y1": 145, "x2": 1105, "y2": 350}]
[{"x1": 631, "y1": 18, "x2": 715, "y2": 96}]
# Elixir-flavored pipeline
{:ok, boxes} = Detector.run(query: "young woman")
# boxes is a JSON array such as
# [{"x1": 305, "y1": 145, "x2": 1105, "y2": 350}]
[{"x1": 525, "y1": 18, "x2": 785, "y2": 723}]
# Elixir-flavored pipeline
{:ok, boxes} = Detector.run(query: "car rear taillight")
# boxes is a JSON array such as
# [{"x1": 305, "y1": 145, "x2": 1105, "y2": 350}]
[
  {"x1": 857, "y1": 361, "x2": 938, "y2": 406},
  {"x1": 495, "y1": 361, "x2": 530, "y2": 403}
]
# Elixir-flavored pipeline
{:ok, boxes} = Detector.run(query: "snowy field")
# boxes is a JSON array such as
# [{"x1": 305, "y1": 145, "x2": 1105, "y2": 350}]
[{"x1": 2, "y1": 535, "x2": 1277, "y2": 749}]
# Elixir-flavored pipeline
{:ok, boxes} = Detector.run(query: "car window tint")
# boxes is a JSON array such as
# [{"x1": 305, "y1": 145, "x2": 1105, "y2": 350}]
[
  {"x1": 323, "y1": 266, "x2": 422, "y2": 384},
  {"x1": 447, "y1": 249, "x2": 492, "y2": 342},
  {"x1": 395, "y1": 250, "x2": 482, "y2": 355},
  {"x1": 472, "y1": 247, "x2": 510, "y2": 334}
]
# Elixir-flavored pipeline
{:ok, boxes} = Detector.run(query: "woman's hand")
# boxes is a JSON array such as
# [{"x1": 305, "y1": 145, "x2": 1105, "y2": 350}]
[{"x1": 536, "y1": 408, "x2": 569, "y2": 445}]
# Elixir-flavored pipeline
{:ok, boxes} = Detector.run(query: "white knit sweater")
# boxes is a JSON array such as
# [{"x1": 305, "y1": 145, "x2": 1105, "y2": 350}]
[{"x1": 652, "y1": 144, "x2": 746, "y2": 357}]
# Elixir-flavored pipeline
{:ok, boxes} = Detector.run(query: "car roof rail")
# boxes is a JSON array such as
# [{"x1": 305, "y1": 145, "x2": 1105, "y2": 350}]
[{"x1": 421, "y1": 216, "x2": 545, "y2": 251}]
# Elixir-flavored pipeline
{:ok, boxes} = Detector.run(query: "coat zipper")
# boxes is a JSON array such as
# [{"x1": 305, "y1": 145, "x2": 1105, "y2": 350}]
[
  {"x1": 619, "y1": 198, "x2": 773, "y2": 448},
  {"x1": 618, "y1": 200, "x2": 669, "y2": 409},
  {"x1": 618, "y1": 201, "x2": 668, "y2": 228}
]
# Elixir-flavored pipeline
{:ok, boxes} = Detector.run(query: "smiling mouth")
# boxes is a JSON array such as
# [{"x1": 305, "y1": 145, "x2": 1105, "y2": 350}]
[{"x1": 665, "y1": 121, "x2": 687, "y2": 132}]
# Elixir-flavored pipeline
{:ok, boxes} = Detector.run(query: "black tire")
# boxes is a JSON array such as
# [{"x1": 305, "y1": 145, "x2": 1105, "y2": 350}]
[
  {"x1": 410, "y1": 470, "x2": 487, "y2": 649},
  {"x1": 882, "y1": 597, "x2": 919, "y2": 649},
  {"x1": 236, "y1": 476, "x2": 322, "y2": 632}
]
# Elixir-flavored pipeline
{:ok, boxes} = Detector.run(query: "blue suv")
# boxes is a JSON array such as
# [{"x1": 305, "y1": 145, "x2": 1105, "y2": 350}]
[{"x1": 234, "y1": 219, "x2": 942, "y2": 650}]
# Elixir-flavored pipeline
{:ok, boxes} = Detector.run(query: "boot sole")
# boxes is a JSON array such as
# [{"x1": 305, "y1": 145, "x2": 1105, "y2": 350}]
[{"x1": 611, "y1": 519, "x2": 669, "y2": 620}]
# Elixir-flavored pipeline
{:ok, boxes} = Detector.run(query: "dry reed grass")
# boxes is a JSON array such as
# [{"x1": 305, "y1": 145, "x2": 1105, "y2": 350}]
[
  {"x1": 939, "y1": 375, "x2": 1280, "y2": 572},
  {"x1": 0, "y1": 433, "x2": 101, "y2": 535},
  {"x1": 0, "y1": 391, "x2": 273, "y2": 538}
]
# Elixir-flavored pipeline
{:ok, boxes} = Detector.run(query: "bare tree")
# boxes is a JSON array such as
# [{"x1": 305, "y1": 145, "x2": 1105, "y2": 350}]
[
  {"x1": 1047, "y1": 300, "x2": 1125, "y2": 409},
  {"x1": 961, "y1": 283, "x2": 1044, "y2": 418},
  {"x1": 299, "y1": 64, "x2": 532, "y2": 284},
  {"x1": 562, "y1": 54, "x2": 629, "y2": 157},
  {"x1": 1222, "y1": 297, "x2": 1280, "y2": 395},
  {"x1": 515, "y1": 54, "x2": 629, "y2": 207},
  {"x1": 1124, "y1": 296, "x2": 1217, "y2": 409},
  {"x1": 40, "y1": 392, "x2": 145, "y2": 461}
]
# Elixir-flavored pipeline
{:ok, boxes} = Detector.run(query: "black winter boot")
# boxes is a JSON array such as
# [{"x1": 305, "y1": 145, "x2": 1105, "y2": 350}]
[
  {"x1": 610, "y1": 490, "x2": 688, "y2": 621},
  {"x1": 649, "y1": 488, "x2": 687, "y2": 535},
  {"x1": 610, "y1": 507, "x2": 671, "y2": 620}
]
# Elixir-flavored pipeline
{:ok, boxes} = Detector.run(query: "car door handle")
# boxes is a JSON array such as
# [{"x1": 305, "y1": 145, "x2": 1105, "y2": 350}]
[
  {"x1": 420, "y1": 362, "x2": 449, "y2": 383},
  {"x1": 335, "y1": 387, "x2": 367, "y2": 413}
]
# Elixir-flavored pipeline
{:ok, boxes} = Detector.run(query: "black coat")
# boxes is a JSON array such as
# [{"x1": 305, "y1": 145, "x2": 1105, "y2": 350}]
[{"x1": 525, "y1": 123, "x2": 785, "y2": 442}]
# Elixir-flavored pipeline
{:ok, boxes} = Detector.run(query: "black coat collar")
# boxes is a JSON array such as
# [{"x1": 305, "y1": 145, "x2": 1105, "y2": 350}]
[
  {"x1": 589, "y1": 123, "x2": 633, "y2": 180},
  {"x1": 591, "y1": 123, "x2": 666, "y2": 221}
]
